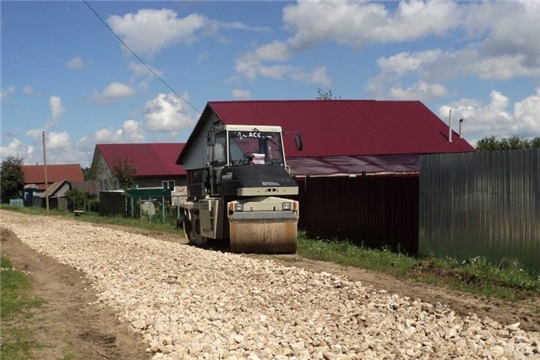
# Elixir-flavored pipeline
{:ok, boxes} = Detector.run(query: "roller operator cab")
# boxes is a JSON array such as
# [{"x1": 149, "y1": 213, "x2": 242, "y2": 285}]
[{"x1": 181, "y1": 125, "x2": 302, "y2": 253}]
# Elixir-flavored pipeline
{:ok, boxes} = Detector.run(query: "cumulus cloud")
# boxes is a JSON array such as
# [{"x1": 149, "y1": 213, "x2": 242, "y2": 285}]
[
  {"x1": 235, "y1": 55, "x2": 330, "y2": 86},
  {"x1": 108, "y1": 10, "x2": 208, "y2": 56},
  {"x1": 66, "y1": 56, "x2": 86, "y2": 69},
  {"x1": 0, "y1": 138, "x2": 33, "y2": 161},
  {"x1": 231, "y1": 1, "x2": 539, "y2": 93},
  {"x1": 21, "y1": 130, "x2": 81, "y2": 164},
  {"x1": 283, "y1": 0, "x2": 460, "y2": 50},
  {"x1": 89, "y1": 82, "x2": 135, "y2": 104},
  {"x1": 235, "y1": 0, "x2": 461, "y2": 85},
  {"x1": 232, "y1": 89, "x2": 252, "y2": 99},
  {"x1": 439, "y1": 89, "x2": 540, "y2": 142},
  {"x1": 390, "y1": 81, "x2": 448, "y2": 100},
  {"x1": 47, "y1": 131, "x2": 71, "y2": 150},
  {"x1": 107, "y1": 8, "x2": 265, "y2": 57},
  {"x1": 143, "y1": 92, "x2": 195, "y2": 132},
  {"x1": 45, "y1": 96, "x2": 66, "y2": 128},
  {"x1": 90, "y1": 119, "x2": 145, "y2": 143},
  {"x1": 1, "y1": 86, "x2": 15, "y2": 99},
  {"x1": 365, "y1": 1, "x2": 540, "y2": 97}
]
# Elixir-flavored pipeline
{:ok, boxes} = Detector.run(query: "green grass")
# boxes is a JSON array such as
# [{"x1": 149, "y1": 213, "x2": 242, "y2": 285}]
[
  {"x1": 0, "y1": 256, "x2": 45, "y2": 359},
  {"x1": 297, "y1": 235, "x2": 416, "y2": 277},
  {"x1": 297, "y1": 232, "x2": 540, "y2": 301}
]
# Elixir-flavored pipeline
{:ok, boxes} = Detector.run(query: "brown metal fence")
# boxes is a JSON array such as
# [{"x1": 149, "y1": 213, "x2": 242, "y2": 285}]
[
  {"x1": 297, "y1": 175, "x2": 419, "y2": 255},
  {"x1": 99, "y1": 191, "x2": 126, "y2": 216}
]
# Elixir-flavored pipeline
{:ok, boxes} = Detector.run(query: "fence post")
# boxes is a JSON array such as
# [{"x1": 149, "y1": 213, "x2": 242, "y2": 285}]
[{"x1": 162, "y1": 196, "x2": 165, "y2": 222}]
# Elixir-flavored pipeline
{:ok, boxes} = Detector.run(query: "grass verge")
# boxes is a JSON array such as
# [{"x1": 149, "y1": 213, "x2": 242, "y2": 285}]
[
  {"x1": 297, "y1": 233, "x2": 540, "y2": 301},
  {"x1": 0, "y1": 256, "x2": 45, "y2": 359}
]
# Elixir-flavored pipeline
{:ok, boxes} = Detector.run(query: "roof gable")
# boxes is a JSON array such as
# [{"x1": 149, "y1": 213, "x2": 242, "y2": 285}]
[
  {"x1": 22, "y1": 164, "x2": 84, "y2": 185},
  {"x1": 178, "y1": 100, "x2": 474, "y2": 164},
  {"x1": 96, "y1": 143, "x2": 186, "y2": 177}
]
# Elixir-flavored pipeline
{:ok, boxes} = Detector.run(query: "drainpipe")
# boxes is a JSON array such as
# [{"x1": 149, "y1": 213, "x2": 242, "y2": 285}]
[{"x1": 448, "y1": 109, "x2": 453, "y2": 142}]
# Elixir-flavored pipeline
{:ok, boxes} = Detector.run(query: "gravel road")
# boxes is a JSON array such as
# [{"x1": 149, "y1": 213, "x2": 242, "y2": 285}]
[{"x1": 2, "y1": 211, "x2": 539, "y2": 360}]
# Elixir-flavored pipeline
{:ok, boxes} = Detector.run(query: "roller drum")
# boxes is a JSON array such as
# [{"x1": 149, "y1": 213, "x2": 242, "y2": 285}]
[{"x1": 229, "y1": 212, "x2": 297, "y2": 253}]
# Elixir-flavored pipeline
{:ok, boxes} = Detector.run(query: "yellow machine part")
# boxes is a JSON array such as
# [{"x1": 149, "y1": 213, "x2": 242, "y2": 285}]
[{"x1": 229, "y1": 218, "x2": 297, "y2": 254}]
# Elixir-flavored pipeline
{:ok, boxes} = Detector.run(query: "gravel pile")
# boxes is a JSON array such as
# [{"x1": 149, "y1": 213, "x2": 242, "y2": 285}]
[{"x1": 2, "y1": 211, "x2": 539, "y2": 359}]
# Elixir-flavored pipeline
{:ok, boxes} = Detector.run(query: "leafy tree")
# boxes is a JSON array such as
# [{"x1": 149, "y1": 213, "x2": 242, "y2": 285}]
[
  {"x1": 0, "y1": 156, "x2": 25, "y2": 203},
  {"x1": 64, "y1": 187, "x2": 89, "y2": 210},
  {"x1": 476, "y1": 135, "x2": 540, "y2": 151},
  {"x1": 82, "y1": 165, "x2": 93, "y2": 180},
  {"x1": 316, "y1": 88, "x2": 341, "y2": 100},
  {"x1": 111, "y1": 156, "x2": 136, "y2": 190}
]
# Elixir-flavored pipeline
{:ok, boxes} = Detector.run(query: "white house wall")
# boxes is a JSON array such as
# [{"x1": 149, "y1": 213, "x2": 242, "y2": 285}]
[
  {"x1": 91, "y1": 151, "x2": 117, "y2": 193},
  {"x1": 181, "y1": 113, "x2": 221, "y2": 171}
]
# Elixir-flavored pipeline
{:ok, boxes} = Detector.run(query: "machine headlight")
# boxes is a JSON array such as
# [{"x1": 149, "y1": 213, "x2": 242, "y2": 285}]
[
  {"x1": 235, "y1": 203, "x2": 244, "y2": 211},
  {"x1": 282, "y1": 202, "x2": 292, "y2": 210}
]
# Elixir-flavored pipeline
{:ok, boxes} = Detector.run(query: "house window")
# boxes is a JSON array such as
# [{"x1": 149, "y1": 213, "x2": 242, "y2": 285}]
[{"x1": 163, "y1": 180, "x2": 175, "y2": 190}]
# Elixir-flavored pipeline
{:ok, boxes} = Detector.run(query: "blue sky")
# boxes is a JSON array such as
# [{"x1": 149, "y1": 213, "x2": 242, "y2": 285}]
[{"x1": 2, "y1": 0, "x2": 539, "y2": 167}]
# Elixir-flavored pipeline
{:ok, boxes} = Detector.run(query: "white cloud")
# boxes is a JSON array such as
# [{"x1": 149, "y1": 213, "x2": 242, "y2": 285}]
[
  {"x1": 513, "y1": 89, "x2": 540, "y2": 137},
  {"x1": 107, "y1": 8, "x2": 265, "y2": 57},
  {"x1": 0, "y1": 138, "x2": 33, "y2": 161},
  {"x1": 233, "y1": 1, "x2": 540, "y2": 93},
  {"x1": 66, "y1": 56, "x2": 86, "y2": 69},
  {"x1": 45, "y1": 96, "x2": 65, "y2": 128},
  {"x1": 439, "y1": 89, "x2": 540, "y2": 142},
  {"x1": 377, "y1": 50, "x2": 442, "y2": 76},
  {"x1": 47, "y1": 131, "x2": 71, "y2": 150},
  {"x1": 1, "y1": 86, "x2": 15, "y2": 99},
  {"x1": 143, "y1": 92, "x2": 195, "y2": 132},
  {"x1": 232, "y1": 89, "x2": 252, "y2": 99},
  {"x1": 90, "y1": 119, "x2": 145, "y2": 143},
  {"x1": 25, "y1": 129, "x2": 43, "y2": 139},
  {"x1": 366, "y1": 1, "x2": 540, "y2": 97},
  {"x1": 235, "y1": 56, "x2": 330, "y2": 86},
  {"x1": 89, "y1": 82, "x2": 135, "y2": 104},
  {"x1": 390, "y1": 81, "x2": 448, "y2": 100},
  {"x1": 107, "y1": 9, "x2": 208, "y2": 56},
  {"x1": 282, "y1": 0, "x2": 460, "y2": 50}
]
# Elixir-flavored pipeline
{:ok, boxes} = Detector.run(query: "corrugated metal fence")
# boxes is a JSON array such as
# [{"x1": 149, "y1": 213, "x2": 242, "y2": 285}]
[
  {"x1": 419, "y1": 149, "x2": 540, "y2": 272},
  {"x1": 297, "y1": 175, "x2": 419, "y2": 254}
]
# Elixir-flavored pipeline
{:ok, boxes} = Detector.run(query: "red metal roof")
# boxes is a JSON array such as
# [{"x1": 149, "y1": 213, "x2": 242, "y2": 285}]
[
  {"x1": 97, "y1": 143, "x2": 186, "y2": 177},
  {"x1": 22, "y1": 164, "x2": 84, "y2": 188},
  {"x1": 287, "y1": 154, "x2": 420, "y2": 177},
  {"x1": 206, "y1": 100, "x2": 475, "y2": 158}
]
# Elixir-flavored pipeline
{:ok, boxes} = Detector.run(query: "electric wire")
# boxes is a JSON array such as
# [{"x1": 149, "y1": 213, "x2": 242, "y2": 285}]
[{"x1": 83, "y1": 0, "x2": 201, "y2": 114}]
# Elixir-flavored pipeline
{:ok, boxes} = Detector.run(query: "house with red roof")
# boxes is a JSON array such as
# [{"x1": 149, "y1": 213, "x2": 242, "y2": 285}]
[
  {"x1": 22, "y1": 164, "x2": 86, "y2": 209},
  {"x1": 90, "y1": 143, "x2": 186, "y2": 193},
  {"x1": 175, "y1": 100, "x2": 476, "y2": 254},
  {"x1": 22, "y1": 164, "x2": 85, "y2": 191},
  {"x1": 177, "y1": 100, "x2": 475, "y2": 176}
]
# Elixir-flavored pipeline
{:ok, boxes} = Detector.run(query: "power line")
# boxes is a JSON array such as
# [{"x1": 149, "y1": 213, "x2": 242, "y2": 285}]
[{"x1": 82, "y1": 0, "x2": 201, "y2": 114}]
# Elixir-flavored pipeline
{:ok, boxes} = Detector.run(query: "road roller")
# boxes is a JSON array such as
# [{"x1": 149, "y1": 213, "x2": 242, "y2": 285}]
[{"x1": 180, "y1": 124, "x2": 302, "y2": 253}]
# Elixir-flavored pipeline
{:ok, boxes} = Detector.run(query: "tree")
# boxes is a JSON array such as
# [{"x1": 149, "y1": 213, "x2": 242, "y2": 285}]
[
  {"x1": 316, "y1": 88, "x2": 341, "y2": 100},
  {"x1": 111, "y1": 156, "x2": 136, "y2": 190},
  {"x1": 82, "y1": 165, "x2": 93, "y2": 180},
  {"x1": 0, "y1": 156, "x2": 25, "y2": 203},
  {"x1": 64, "y1": 188, "x2": 89, "y2": 210},
  {"x1": 476, "y1": 135, "x2": 540, "y2": 151}
]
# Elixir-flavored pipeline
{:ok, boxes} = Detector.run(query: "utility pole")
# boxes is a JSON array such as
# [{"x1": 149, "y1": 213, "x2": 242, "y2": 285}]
[{"x1": 42, "y1": 130, "x2": 49, "y2": 215}]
